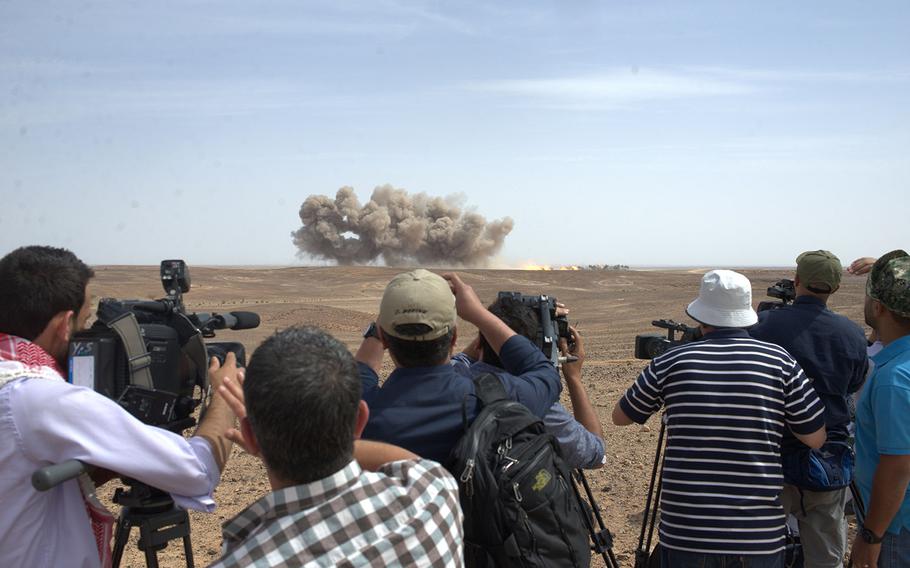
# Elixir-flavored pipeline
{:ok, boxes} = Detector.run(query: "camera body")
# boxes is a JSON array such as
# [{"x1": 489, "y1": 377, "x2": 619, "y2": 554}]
[
  {"x1": 67, "y1": 260, "x2": 259, "y2": 429},
  {"x1": 496, "y1": 291, "x2": 571, "y2": 366},
  {"x1": 634, "y1": 319, "x2": 702, "y2": 360},
  {"x1": 756, "y1": 278, "x2": 796, "y2": 313}
]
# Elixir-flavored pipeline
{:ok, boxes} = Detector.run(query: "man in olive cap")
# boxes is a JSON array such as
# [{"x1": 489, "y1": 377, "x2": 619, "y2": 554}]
[
  {"x1": 850, "y1": 250, "x2": 910, "y2": 567},
  {"x1": 750, "y1": 251, "x2": 869, "y2": 566}
]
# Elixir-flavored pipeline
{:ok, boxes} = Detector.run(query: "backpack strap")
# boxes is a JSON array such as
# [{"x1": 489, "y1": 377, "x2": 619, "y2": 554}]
[{"x1": 473, "y1": 372, "x2": 508, "y2": 406}]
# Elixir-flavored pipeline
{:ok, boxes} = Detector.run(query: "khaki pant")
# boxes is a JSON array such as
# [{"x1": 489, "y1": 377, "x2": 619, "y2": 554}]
[{"x1": 781, "y1": 484, "x2": 848, "y2": 568}]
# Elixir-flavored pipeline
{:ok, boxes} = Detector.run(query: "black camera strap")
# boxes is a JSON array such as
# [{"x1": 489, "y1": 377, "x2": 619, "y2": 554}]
[{"x1": 107, "y1": 312, "x2": 154, "y2": 389}]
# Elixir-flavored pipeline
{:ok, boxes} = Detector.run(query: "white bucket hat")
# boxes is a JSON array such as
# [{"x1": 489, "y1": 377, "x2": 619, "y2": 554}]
[{"x1": 686, "y1": 270, "x2": 758, "y2": 328}]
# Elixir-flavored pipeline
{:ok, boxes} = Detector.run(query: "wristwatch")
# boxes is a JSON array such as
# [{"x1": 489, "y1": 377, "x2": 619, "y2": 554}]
[
  {"x1": 860, "y1": 526, "x2": 884, "y2": 544},
  {"x1": 363, "y1": 322, "x2": 380, "y2": 340}
]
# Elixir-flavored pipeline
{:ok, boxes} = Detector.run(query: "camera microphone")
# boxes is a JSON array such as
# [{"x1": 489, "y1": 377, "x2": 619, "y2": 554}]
[{"x1": 222, "y1": 311, "x2": 260, "y2": 330}]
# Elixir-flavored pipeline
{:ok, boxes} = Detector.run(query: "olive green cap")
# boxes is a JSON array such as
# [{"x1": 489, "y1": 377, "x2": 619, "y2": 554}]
[{"x1": 796, "y1": 250, "x2": 842, "y2": 293}]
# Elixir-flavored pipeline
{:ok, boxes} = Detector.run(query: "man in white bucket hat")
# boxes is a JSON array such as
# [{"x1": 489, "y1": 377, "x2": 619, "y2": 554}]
[{"x1": 613, "y1": 269, "x2": 827, "y2": 567}]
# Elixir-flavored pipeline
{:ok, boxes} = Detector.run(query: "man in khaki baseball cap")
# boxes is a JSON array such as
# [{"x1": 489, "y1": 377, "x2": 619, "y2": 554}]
[{"x1": 354, "y1": 269, "x2": 561, "y2": 464}]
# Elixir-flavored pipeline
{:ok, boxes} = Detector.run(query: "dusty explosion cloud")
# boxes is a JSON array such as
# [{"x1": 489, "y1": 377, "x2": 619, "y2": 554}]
[{"x1": 292, "y1": 185, "x2": 514, "y2": 267}]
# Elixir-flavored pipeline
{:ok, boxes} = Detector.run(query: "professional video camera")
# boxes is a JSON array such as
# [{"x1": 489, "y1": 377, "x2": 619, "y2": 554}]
[
  {"x1": 67, "y1": 259, "x2": 260, "y2": 429},
  {"x1": 756, "y1": 278, "x2": 796, "y2": 313},
  {"x1": 634, "y1": 319, "x2": 702, "y2": 360},
  {"x1": 496, "y1": 291, "x2": 572, "y2": 366}
]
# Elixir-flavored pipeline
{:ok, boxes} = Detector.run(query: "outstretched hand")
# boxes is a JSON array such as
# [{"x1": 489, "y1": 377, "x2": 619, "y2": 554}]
[
  {"x1": 442, "y1": 272, "x2": 486, "y2": 324},
  {"x1": 217, "y1": 372, "x2": 260, "y2": 458},
  {"x1": 847, "y1": 257, "x2": 877, "y2": 275},
  {"x1": 559, "y1": 326, "x2": 585, "y2": 380}
]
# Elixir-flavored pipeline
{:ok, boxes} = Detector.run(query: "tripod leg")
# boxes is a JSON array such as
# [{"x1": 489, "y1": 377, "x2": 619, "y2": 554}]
[
  {"x1": 111, "y1": 514, "x2": 133, "y2": 568},
  {"x1": 183, "y1": 533, "x2": 195, "y2": 568},
  {"x1": 144, "y1": 546, "x2": 159, "y2": 568}
]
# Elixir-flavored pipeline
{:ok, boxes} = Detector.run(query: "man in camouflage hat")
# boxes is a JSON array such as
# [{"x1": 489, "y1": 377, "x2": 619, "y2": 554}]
[
  {"x1": 750, "y1": 250, "x2": 869, "y2": 568},
  {"x1": 850, "y1": 250, "x2": 910, "y2": 567}
]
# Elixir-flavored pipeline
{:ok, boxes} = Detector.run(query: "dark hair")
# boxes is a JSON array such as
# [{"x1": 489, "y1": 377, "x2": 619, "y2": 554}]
[
  {"x1": 383, "y1": 328, "x2": 454, "y2": 368},
  {"x1": 0, "y1": 246, "x2": 94, "y2": 340},
  {"x1": 480, "y1": 298, "x2": 540, "y2": 368},
  {"x1": 243, "y1": 326, "x2": 361, "y2": 485}
]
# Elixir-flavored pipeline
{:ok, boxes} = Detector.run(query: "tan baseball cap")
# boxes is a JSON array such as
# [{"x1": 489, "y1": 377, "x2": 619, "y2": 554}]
[
  {"x1": 378, "y1": 269, "x2": 456, "y2": 340},
  {"x1": 796, "y1": 250, "x2": 842, "y2": 293}
]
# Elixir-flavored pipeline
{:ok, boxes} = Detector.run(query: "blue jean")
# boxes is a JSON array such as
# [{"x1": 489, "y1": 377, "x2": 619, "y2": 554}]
[
  {"x1": 879, "y1": 527, "x2": 910, "y2": 568},
  {"x1": 660, "y1": 546, "x2": 784, "y2": 568}
]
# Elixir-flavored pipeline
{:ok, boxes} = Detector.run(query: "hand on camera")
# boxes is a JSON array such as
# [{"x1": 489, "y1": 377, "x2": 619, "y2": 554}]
[
  {"x1": 559, "y1": 326, "x2": 585, "y2": 382},
  {"x1": 208, "y1": 351, "x2": 241, "y2": 392},
  {"x1": 462, "y1": 335, "x2": 483, "y2": 360}
]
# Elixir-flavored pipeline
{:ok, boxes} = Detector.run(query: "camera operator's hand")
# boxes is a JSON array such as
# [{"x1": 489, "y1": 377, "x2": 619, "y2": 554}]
[
  {"x1": 847, "y1": 256, "x2": 877, "y2": 275},
  {"x1": 559, "y1": 326, "x2": 585, "y2": 382},
  {"x1": 217, "y1": 373, "x2": 261, "y2": 459},
  {"x1": 208, "y1": 352, "x2": 241, "y2": 392},
  {"x1": 558, "y1": 326, "x2": 604, "y2": 460},
  {"x1": 555, "y1": 302, "x2": 569, "y2": 318}
]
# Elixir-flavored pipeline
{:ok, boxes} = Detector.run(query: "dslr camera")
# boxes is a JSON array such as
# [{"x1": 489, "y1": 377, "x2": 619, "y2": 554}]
[
  {"x1": 756, "y1": 278, "x2": 796, "y2": 313},
  {"x1": 67, "y1": 260, "x2": 260, "y2": 430},
  {"x1": 634, "y1": 319, "x2": 702, "y2": 360},
  {"x1": 496, "y1": 291, "x2": 571, "y2": 366}
]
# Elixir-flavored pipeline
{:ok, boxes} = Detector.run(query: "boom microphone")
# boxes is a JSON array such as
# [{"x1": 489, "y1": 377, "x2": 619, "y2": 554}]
[{"x1": 222, "y1": 311, "x2": 260, "y2": 330}]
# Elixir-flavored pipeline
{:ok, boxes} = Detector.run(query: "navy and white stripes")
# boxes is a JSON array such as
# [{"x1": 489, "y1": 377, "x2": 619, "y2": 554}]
[{"x1": 620, "y1": 328, "x2": 825, "y2": 555}]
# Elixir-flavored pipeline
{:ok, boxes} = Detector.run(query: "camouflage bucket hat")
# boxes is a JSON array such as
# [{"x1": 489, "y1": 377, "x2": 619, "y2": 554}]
[{"x1": 867, "y1": 249, "x2": 910, "y2": 318}]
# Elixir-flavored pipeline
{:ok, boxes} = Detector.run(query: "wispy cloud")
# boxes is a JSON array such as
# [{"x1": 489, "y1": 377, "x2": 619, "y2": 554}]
[
  {"x1": 462, "y1": 65, "x2": 910, "y2": 110},
  {"x1": 463, "y1": 68, "x2": 755, "y2": 108}
]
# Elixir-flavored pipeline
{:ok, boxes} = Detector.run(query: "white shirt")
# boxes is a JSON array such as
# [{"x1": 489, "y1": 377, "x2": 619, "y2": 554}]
[{"x1": 0, "y1": 377, "x2": 220, "y2": 568}]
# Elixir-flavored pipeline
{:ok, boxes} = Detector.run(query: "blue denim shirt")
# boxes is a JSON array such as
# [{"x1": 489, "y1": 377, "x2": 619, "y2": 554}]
[
  {"x1": 360, "y1": 334, "x2": 561, "y2": 464},
  {"x1": 749, "y1": 295, "x2": 869, "y2": 445}
]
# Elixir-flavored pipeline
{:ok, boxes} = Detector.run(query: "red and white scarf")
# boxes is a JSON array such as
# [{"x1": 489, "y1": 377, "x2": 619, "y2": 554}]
[{"x1": 0, "y1": 333, "x2": 115, "y2": 568}]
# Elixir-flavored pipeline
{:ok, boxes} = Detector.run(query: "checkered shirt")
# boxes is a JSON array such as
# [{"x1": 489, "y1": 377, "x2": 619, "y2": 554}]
[{"x1": 210, "y1": 458, "x2": 464, "y2": 568}]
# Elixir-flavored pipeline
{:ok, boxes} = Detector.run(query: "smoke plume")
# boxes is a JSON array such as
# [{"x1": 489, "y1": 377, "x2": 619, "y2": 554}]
[{"x1": 292, "y1": 185, "x2": 514, "y2": 266}]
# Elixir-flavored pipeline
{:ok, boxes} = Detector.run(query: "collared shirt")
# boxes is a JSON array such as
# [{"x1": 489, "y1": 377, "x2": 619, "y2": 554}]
[
  {"x1": 619, "y1": 329, "x2": 825, "y2": 555},
  {"x1": 360, "y1": 334, "x2": 561, "y2": 463},
  {"x1": 749, "y1": 295, "x2": 869, "y2": 444},
  {"x1": 855, "y1": 334, "x2": 910, "y2": 535},
  {"x1": 211, "y1": 458, "x2": 464, "y2": 568},
  {"x1": 0, "y1": 348, "x2": 221, "y2": 568},
  {"x1": 451, "y1": 354, "x2": 605, "y2": 469}
]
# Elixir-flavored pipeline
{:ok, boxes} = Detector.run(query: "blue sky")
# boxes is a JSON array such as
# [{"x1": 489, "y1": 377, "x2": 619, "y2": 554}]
[{"x1": 1, "y1": 1, "x2": 908, "y2": 267}]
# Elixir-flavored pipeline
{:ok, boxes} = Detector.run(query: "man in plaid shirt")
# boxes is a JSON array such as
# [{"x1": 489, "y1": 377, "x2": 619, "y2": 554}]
[{"x1": 211, "y1": 325, "x2": 464, "y2": 567}]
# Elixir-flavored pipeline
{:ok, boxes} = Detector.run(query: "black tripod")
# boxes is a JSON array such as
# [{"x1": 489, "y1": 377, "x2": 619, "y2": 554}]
[
  {"x1": 110, "y1": 480, "x2": 195, "y2": 568},
  {"x1": 32, "y1": 460, "x2": 194, "y2": 568},
  {"x1": 570, "y1": 468, "x2": 620, "y2": 567},
  {"x1": 635, "y1": 418, "x2": 667, "y2": 568}
]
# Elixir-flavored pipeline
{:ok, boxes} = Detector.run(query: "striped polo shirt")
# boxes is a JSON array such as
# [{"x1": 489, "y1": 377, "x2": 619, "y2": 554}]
[{"x1": 620, "y1": 328, "x2": 825, "y2": 555}]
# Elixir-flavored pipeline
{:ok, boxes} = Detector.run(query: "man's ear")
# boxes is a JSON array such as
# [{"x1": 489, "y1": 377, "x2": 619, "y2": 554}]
[
  {"x1": 353, "y1": 400, "x2": 370, "y2": 439},
  {"x1": 56, "y1": 310, "x2": 75, "y2": 342},
  {"x1": 240, "y1": 417, "x2": 262, "y2": 458},
  {"x1": 793, "y1": 275, "x2": 801, "y2": 288}
]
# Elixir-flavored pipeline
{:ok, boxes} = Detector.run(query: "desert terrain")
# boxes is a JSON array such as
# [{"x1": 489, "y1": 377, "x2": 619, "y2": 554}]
[{"x1": 87, "y1": 265, "x2": 871, "y2": 567}]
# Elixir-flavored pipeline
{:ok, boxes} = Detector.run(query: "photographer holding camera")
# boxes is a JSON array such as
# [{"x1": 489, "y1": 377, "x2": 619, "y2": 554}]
[
  {"x1": 355, "y1": 269, "x2": 561, "y2": 463},
  {"x1": 750, "y1": 251, "x2": 869, "y2": 568},
  {"x1": 0, "y1": 246, "x2": 239, "y2": 568},
  {"x1": 613, "y1": 269, "x2": 827, "y2": 566},
  {"x1": 452, "y1": 297, "x2": 605, "y2": 469}
]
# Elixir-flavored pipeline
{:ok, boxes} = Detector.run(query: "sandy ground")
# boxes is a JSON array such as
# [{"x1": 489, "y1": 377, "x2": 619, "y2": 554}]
[{"x1": 85, "y1": 266, "x2": 870, "y2": 567}]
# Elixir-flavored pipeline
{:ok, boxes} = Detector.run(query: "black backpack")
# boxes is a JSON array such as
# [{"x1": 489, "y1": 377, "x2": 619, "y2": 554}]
[{"x1": 447, "y1": 373, "x2": 591, "y2": 568}]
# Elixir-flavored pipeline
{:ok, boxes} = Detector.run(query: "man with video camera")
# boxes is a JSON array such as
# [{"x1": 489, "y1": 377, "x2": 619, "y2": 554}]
[
  {"x1": 613, "y1": 269, "x2": 827, "y2": 566},
  {"x1": 451, "y1": 296, "x2": 606, "y2": 469},
  {"x1": 355, "y1": 269, "x2": 561, "y2": 463},
  {"x1": 0, "y1": 246, "x2": 240, "y2": 568},
  {"x1": 750, "y1": 251, "x2": 869, "y2": 568}
]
